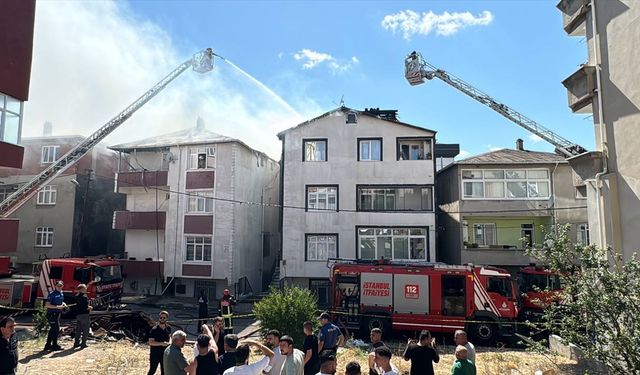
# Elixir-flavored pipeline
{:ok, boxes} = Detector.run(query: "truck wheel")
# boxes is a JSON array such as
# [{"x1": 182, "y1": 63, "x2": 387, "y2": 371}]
[
  {"x1": 363, "y1": 315, "x2": 391, "y2": 337},
  {"x1": 471, "y1": 319, "x2": 496, "y2": 346}
]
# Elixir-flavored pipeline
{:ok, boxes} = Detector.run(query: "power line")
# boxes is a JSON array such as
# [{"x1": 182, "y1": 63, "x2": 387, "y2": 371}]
[{"x1": 89, "y1": 171, "x2": 589, "y2": 216}]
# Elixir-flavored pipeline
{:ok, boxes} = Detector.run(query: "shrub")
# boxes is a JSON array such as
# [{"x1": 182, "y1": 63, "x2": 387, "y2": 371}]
[
  {"x1": 32, "y1": 301, "x2": 49, "y2": 337},
  {"x1": 253, "y1": 286, "x2": 319, "y2": 348},
  {"x1": 526, "y1": 224, "x2": 640, "y2": 374}
]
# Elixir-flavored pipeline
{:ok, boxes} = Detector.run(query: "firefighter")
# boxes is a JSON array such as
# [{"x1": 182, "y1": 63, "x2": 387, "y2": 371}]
[{"x1": 218, "y1": 289, "x2": 235, "y2": 334}]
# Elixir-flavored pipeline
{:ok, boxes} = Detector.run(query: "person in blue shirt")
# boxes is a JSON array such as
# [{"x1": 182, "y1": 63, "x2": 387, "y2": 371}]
[
  {"x1": 43, "y1": 280, "x2": 67, "y2": 351},
  {"x1": 317, "y1": 312, "x2": 343, "y2": 356}
]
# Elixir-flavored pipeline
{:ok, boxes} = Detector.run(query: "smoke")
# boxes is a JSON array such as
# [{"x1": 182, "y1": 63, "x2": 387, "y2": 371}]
[{"x1": 25, "y1": 1, "x2": 311, "y2": 159}]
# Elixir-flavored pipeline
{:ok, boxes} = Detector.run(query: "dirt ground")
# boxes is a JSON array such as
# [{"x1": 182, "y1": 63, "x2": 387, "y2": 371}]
[{"x1": 15, "y1": 334, "x2": 587, "y2": 375}]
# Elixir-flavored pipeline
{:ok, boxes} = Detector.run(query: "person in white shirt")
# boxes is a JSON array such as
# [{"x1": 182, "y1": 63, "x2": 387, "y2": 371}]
[
  {"x1": 372, "y1": 346, "x2": 399, "y2": 375},
  {"x1": 315, "y1": 351, "x2": 337, "y2": 375},
  {"x1": 223, "y1": 339, "x2": 274, "y2": 375},
  {"x1": 279, "y1": 335, "x2": 304, "y2": 375},
  {"x1": 454, "y1": 330, "x2": 476, "y2": 364},
  {"x1": 265, "y1": 329, "x2": 286, "y2": 375}
]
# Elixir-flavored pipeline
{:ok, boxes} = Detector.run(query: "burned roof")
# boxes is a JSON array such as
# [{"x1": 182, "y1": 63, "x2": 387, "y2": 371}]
[
  {"x1": 109, "y1": 123, "x2": 236, "y2": 152},
  {"x1": 277, "y1": 106, "x2": 436, "y2": 138},
  {"x1": 457, "y1": 148, "x2": 567, "y2": 165}
]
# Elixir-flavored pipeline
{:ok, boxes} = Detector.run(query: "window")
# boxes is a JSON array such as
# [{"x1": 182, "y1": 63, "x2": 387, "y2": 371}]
[
  {"x1": 487, "y1": 277, "x2": 513, "y2": 297},
  {"x1": 0, "y1": 93, "x2": 22, "y2": 145},
  {"x1": 310, "y1": 279, "x2": 332, "y2": 307},
  {"x1": 472, "y1": 223, "x2": 496, "y2": 247},
  {"x1": 185, "y1": 236, "x2": 212, "y2": 262},
  {"x1": 575, "y1": 185, "x2": 587, "y2": 199},
  {"x1": 521, "y1": 224, "x2": 534, "y2": 248},
  {"x1": 357, "y1": 186, "x2": 433, "y2": 211},
  {"x1": 49, "y1": 266, "x2": 63, "y2": 279},
  {"x1": 303, "y1": 139, "x2": 327, "y2": 162},
  {"x1": 37, "y1": 185, "x2": 57, "y2": 205},
  {"x1": 306, "y1": 235, "x2": 338, "y2": 261},
  {"x1": 188, "y1": 191, "x2": 214, "y2": 213},
  {"x1": 189, "y1": 146, "x2": 215, "y2": 169},
  {"x1": 0, "y1": 185, "x2": 17, "y2": 202},
  {"x1": 441, "y1": 276, "x2": 465, "y2": 316},
  {"x1": 41, "y1": 146, "x2": 59, "y2": 164},
  {"x1": 358, "y1": 138, "x2": 382, "y2": 161},
  {"x1": 306, "y1": 186, "x2": 338, "y2": 211},
  {"x1": 462, "y1": 169, "x2": 551, "y2": 199},
  {"x1": 358, "y1": 227, "x2": 429, "y2": 261},
  {"x1": 397, "y1": 138, "x2": 432, "y2": 160},
  {"x1": 73, "y1": 267, "x2": 91, "y2": 284},
  {"x1": 577, "y1": 223, "x2": 590, "y2": 245},
  {"x1": 35, "y1": 227, "x2": 54, "y2": 247}
]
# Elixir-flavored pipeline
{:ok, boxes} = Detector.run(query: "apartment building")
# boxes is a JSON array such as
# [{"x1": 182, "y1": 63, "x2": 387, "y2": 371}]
[
  {"x1": 0, "y1": 126, "x2": 124, "y2": 268},
  {"x1": 437, "y1": 139, "x2": 589, "y2": 271},
  {"x1": 558, "y1": 0, "x2": 640, "y2": 259},
  {"x1": 0, "y1": 0, "x2": 36, "y2": 253},
  {"x1": 278, "y1": 107, "x2": 437, "y2": 305},
  {"x1": 110, "y1": 119, "x2": 280, "y2": 300}
]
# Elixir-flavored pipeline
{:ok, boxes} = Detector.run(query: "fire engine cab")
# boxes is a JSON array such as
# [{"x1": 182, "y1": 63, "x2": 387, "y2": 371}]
[
  {"x1": 329, "y1": 259, "x2": 519, "y2": 345},
  {"x1": 0, "y1": 257, "x2": 123, "y2": 309}
]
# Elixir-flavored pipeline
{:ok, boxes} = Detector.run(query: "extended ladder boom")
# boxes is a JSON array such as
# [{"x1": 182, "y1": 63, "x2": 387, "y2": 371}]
[
  {"x1": 0, "y1": 48, "x2": 214, "y2": 217},
  {"x1": 404, "y1": 52, "x2": 587, "y2": 157}
]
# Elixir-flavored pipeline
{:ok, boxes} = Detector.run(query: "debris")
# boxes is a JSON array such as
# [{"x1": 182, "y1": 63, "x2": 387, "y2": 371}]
[{"x1": 65, "y1": 310, "x2": 155, "y2": 343}]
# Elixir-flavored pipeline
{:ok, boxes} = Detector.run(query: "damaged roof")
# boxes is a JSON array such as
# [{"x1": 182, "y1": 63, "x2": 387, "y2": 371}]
[
  {"x1": 457, "y1": 148, "x2": 567, "y2": 165},
  {"x1": 277, "y1": 106, "x2": 436, "y2": 138},
  {"x1": 109, "y1": 120, "x2": 236, "y2": 152}
]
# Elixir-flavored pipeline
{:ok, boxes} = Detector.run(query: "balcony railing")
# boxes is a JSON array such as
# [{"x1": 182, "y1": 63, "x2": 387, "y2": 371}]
[
  {"x1": 113, "y1": 211, "x2": 166, "y2": 230},
  {"x1": 562, "y1": 65, "x2": 596, "y2": 113},
  {"x1": 116, "y1": 170, "x2": 168, "y2": 190},
  {"x1": 557, "y1": 0, "x2": 590, "y2": 36}
]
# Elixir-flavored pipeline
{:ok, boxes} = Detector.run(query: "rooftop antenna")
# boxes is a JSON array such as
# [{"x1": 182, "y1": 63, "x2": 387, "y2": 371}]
[{"x1": 333, "y1": 95, "x2": 345, "y2": 107}]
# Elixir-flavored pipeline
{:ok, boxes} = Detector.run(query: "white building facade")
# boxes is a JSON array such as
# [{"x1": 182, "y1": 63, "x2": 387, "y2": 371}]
[
  {"x1": 278, "y1": 107, "x2": 437, "y2": 305},
  {"x1": 110, "y1": 121, "x2": 280, "y2": 300}
]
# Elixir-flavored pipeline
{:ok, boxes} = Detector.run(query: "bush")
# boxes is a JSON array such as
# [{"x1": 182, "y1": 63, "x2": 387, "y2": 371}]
[
  {"x1": 253, "y1": 286, "x2": 319, "y2": 348},
  {"x1": 526, "y1": 224, "x2": 640, "y2": 374},
  {"x1": 32, "y1": 301, "x2": 49, "y2": 337}
]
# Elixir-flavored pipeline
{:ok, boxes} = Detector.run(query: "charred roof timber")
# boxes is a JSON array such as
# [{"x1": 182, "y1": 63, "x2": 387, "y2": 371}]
[{"x1": 363, "y1": 108, "x2": 399, "y2": 122}]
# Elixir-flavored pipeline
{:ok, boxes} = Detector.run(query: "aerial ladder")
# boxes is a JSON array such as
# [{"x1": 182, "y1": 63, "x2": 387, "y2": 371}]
[
  {"x1": 404, "y1": 51, "x2": 587, "y2": 158},
  {"x1": 0, "y1": 48, "x2": 216, "y2": 217}
]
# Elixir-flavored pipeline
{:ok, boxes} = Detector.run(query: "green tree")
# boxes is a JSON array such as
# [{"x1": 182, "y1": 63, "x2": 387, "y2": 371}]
[
  {"x1": 526, "y1": 225, "x2": 640, "y2": 374},
  {"x1": 253, "y1": 286, "x2": 319, "y2": 348},
  {"x1": 32, "y1": 302, "x2": 50, "y2": 337}
]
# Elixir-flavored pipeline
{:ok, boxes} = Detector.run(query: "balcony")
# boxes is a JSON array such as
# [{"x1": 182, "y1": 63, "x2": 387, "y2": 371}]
[
  {"x1": 116, "y1": 170, "x2": 168, "y2": 190},
  {"x1": 120, "y1": 259, "x2": 163, "y2": 278},
  {"x1": 113, "y1": 211, "x2": 166, "y2": 230},
  {"x1": 0, "y1": 219, "x2": 19, "y2": 253},
  {"x1": 462, "y1": 247, "x2": 535, "y2": 267},
  {"x1": 562, "y1": 65, "x2": 596, "y2": 113},
  {"x1": 0, "y1": 141, "x2": 24, "y2": 169},
  {"x1": 557, "y1": 0, "x2": 590, "y2": 36}
]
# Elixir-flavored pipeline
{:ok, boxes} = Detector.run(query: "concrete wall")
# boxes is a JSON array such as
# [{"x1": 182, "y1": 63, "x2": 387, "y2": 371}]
[
  {"x1": 281, "y1": 111, "x2": 437, "y2": 281},
  {"x1": 586, "y1": 0, "x2": 640, "y2": 258},
  {"x1": 9, "y1": 174, "x2": 77, "y2": 264}
]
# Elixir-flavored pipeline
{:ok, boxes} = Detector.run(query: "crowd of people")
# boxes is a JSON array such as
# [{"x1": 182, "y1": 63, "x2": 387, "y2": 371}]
[
  {"x1": 140, "y1": 310, "x2": 478, "y2": 375},
  {"x1": 0, "y1": 299, "x2": 478, "y2": 375}
]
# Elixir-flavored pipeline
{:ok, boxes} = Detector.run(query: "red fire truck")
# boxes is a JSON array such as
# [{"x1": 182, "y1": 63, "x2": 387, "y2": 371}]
[
  {"x1": 329, "y1": 259, "x2": 519, "y2": 345},
  {"x1": 0, "y1": 256, "x2": 123, "y2": 309},
  {"x1": 517, "y1": 265, "x2": 562, "y2": 321}
]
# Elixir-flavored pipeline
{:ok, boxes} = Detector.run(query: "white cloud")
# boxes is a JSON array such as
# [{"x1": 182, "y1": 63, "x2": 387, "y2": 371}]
[
  {"x1": 528, "y1": 134, "x2": 544, "y2": 143},
  {"x1": 381, "y1": 10, "x2": 493, "y2": 39},
  {"x1": 292, "y1": 49, "x2": 359, "y2": 73},
  {"x1": 487, "y1": 144, "x2": 502, "y2": 151},
  {"x1": 25, "y1": 1, "x2": 313, "y2": 159}
]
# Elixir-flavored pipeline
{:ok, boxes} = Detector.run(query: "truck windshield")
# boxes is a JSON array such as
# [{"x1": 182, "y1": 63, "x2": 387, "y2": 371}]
[
  {"x1": 94, "y1": 265, "x2": 122, "y2": 284},
  {"x1": 522, "y1": 273, "x2": 562, "y2": 292}
]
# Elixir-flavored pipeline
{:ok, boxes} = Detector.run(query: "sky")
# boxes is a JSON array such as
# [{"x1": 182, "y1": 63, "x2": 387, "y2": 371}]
[{"x1": 24, "y1": 0, "x2": 594, "y2": 160}]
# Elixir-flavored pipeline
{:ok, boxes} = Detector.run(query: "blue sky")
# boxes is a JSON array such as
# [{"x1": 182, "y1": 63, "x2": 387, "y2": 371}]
[{"x1": 25, "y1": 1, "x2": 592, "y2": 159}]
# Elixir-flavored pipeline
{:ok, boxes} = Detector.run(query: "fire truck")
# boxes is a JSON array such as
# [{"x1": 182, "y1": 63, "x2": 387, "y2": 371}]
[
  {"x1": 0, "y1": 257, "x2": 123, "y2": 310},
  {"x1": 517, "y1": 265, "x2": 563, "y2": 321},
  {"x1": 329, "y1": 259, "x2": 519, "y2": 345}
]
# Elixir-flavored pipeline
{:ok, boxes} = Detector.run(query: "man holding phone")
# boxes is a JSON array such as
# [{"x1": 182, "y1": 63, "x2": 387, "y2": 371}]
[{"x1": 403, "y1": 330, "x2": 439, "y2": 375}]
